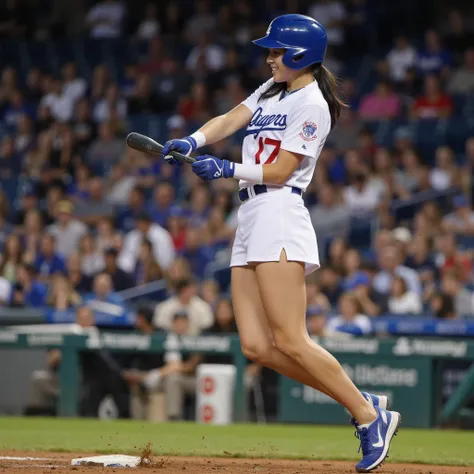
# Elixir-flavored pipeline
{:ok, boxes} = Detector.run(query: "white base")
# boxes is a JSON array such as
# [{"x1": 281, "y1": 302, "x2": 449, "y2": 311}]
[{"x1": 71, "y1": 454, "x2": 149, "y2": 468}]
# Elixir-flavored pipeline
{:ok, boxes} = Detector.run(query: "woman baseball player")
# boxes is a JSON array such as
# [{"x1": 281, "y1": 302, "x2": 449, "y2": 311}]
[{"x1": 163, "y1": 14, "x2": 400, "y2": 472}]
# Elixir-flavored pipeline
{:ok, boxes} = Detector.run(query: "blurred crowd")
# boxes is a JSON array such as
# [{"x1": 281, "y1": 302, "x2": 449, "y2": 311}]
[{"x1": 0, "y1": 0, "x2": 473, "y2": 344}]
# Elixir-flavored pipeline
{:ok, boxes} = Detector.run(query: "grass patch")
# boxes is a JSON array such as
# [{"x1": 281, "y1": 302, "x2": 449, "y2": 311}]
[{"x1": 0, "y1": 417, "x2": 473, "y2": 466}]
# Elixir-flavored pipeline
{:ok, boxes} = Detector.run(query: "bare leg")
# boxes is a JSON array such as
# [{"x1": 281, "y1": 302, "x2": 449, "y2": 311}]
[
  {"x1": 232, "y1": 266, "x2": 337, "y2": 401},
  {"x1": 254, "y1": 252, "x2": 376, "y2": 425}
]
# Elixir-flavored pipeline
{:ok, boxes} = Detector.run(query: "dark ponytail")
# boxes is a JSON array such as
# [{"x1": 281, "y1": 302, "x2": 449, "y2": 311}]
[
  {"x1": 258, "y1": 63, "x2": 347, "y2": 129},
  {"x1": 313, "y1": 64, "x2": 346, "y2": 129}
]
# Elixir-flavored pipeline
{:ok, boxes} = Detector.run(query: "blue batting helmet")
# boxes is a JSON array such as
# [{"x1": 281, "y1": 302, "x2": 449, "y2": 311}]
[{"x1": 253, "y1": 14, "x2": 327, "y2": 70}]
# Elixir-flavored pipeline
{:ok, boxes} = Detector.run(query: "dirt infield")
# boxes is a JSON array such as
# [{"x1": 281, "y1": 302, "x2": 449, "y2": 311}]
[{"x1": 1, "y1": 452, "x2": 473, "y2": 474}]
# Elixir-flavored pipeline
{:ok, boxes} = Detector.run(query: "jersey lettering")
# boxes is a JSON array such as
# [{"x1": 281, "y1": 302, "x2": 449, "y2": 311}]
[
  {"x1": 255, "y1": 137, "x2": 281, "y2": 164},
  {"x1": 246, "y1": 107, "x2": 287, "y2": 138}
]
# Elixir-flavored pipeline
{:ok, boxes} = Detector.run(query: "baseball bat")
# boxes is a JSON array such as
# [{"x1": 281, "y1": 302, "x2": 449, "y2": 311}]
[{"x1": 126, "y1": 132, "x2": 196, "y2": 164}]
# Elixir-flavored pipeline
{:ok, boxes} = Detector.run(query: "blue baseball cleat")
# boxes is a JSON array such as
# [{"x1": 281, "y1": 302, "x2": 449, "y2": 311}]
[
  {"x1": 353, "y1": 407, "x2": 401, "y2": 473},
  {"x1": 361, "y1": 392, "x2": 390, "y2": 410}
]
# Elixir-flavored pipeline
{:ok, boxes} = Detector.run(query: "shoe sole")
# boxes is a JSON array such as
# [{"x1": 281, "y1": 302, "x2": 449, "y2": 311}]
[{"x1": 355, "y1": 411, "x2": 402, "y2": 473}]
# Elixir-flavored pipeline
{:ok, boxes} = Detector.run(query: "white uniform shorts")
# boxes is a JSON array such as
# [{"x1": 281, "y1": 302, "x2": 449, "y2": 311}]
[{"x1": 230, "y1": 186, "x2": 320, "y2": 276}]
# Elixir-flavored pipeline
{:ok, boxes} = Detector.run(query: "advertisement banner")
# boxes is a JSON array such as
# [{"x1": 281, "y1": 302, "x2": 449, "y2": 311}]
[{"x1": 279, "y1": 356, "x2": 433, "y2": 428}]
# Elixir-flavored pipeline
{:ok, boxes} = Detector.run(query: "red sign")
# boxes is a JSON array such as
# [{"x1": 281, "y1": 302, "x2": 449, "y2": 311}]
[
  {"x1": 201, "y1": 404, "x2": 214, "y2": 423},
  {"x1": 202, "y1": 376, "x2": 215, "y2": 394}
]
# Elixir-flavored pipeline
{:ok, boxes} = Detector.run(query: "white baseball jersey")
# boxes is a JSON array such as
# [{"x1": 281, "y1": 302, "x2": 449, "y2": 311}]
[{"x1": 240, "y1": 78, "x2": 331, "y2": 191}]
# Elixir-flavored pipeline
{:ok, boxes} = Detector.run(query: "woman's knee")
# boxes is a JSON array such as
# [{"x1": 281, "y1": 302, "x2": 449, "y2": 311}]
[
  {"x1": 240, "y1": 338, "x2": 273, "y2": 366},
  {"x1": 272, "y1": 328, "x2": 304, "y2": 362}
]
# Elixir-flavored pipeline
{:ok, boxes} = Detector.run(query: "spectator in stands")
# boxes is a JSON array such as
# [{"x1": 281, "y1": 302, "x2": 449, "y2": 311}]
[
  {"x1": 149, "y1": 182, "x2": 179, "y2": 228},
  {"x1": 68, "y1": 163, "x2": 92, "y2": 201},
  {"x1": 134, "y1": 239, "x2": 164, "y2": 285},
  {"x1": 343, "y1": 171, "x2": 383, "y2": 218},
  {"x1": 373, "y1": 245, "x2": 422, "y2": 296},
  {"x1": 430, "y1": 292, "x2": 456, "y2": 319},
  {"x1": 86, "y1": 0, "x2": 125, "y2": 39},
  {"x1": 358, "y1": 81, "x2": 401, "y2": 121},
  {"x1": 318, "y1": 265, "x2": 343, "y2": 308},
  {"x1": 78, "y1": 233, "x2": 104, "y2": 277},
  {"x1": 179, "y1": 227, "x2": 214, "y2": 280},
  {"x1": 405, "y1": 236, "x2": 436, "y2": 285},
  {"x1": 388, "y1": 276, "x2": 422, "y2": 315},
  {"x1": 0, "y1": 273, "x2": 11, "y2": 305},
  {"x1": 96, "y1": 217, "x2": 121, "y2": 254},
  {"x1": 90, "y1": 64, "x2": 111, "y2": 102},
  {"x1": 73, "y1": 177, "x2": 115, "y2": 226},
  {"x1": 310, "y1": 184, "x2": 349, "y2": 246},
  {"x1": 103, "y1": 247, "x2": 134, "y2": 292},
  {"x1": 154, "y1": 278, "x2": 213, "y2": 335},
  {"x1": 327, "y1": 109, "x2": 361, "y2": 154},
  {"x1": 40, "y1": 76, "x2": 74, "y2": 123},
  {"x1": 166, "y1": 257, "x2": 192, "y2": 289},
  {"x1": 178, "y1": 81, "x2": 212, "y2": 125},
  {"x1": 186, "y1": 31, "x2": 225, "y2": 75},
  {"x1": 61, "y1": 62, "x2": 87, "y2": 105},
  {"x1": 308, "y1": 0, "x2": 346, "y2": 50},
  {"x1": 412, "y1": 74, "x2": 453, "y2": 119},
  {"x1": 117, "y1": 186, "x2": 147, "y2": 233},
  {"x1": 71, "y1": 99, "x2": 95, "y2": 153},
  {"x1": 93, "y1": 84, "x2": 127, "y2": 124},
  {"x1": 11, "y1": 263, "x2": 47, "y2": 307},
  {"x1": 202, "y1": 207, "x2": 233, "y2": 255},
  {"x1": 441, "y1": 271, "x2": 474, "y2": 317},
  {"x1": 386, "y1": 36, "x2": 416, "y2": 86},
  {"x1": 35, "y1": 233, "x2": 66, "y2": 281},
  {"x1": 3, "y1": 90, "x2": 33, "y2": 130},
  {"x1": 326, "y1": 292, "x2": 371, "y2": 336},
  {"x1": 84, "y1": 272, "x2": 125, "y2": 309},
  {"x1": 0, "y1": 233, "x2": 22, "y2": 282},
  {"x1": 447, "y1": 49, "x2": 474, "y2": 95},
  {"x1": 306, "y1": 279, "x2": 331, "y2": 312},
  {"x1": 66, "y1": 253, "x2": 92, "y2": 295},
  {"x1": 106, "y1": 162, "x2": 137, "y2": 207},
  {"x1": 14, "y1": 114, "x2": 34, "y2": 155},
  {"x1": 200, "y1": 279, "x2": 220, "y2": 309},
  {"x1": 430, "y1": 146, "x2": 459, "y2": 192},
  {"x1": 443, "y1": 9, "x2": 474, "y2": 65},
  {"x1": 0, "y1": 209, "x2": 13, "y2": 255},
  {"x1": 135, "y1": 2, "x2": 160, "y2": 41},
  {"x1": 0, "y1": 136, "x2": 20, "y2": 179},
  {"x1": 128, "y1": 74, "x2": 161, "y2": 115},
  {"x1": 416, "y1": 30, "x2": 452, "y2": 77},
  {"x1": 154, "y1": 59, "x2": 190, "y2": 114},
  {"x1": 119, "y1": 212, "x2": 175, "y2": 273},
  {"x1": 48, "y1": 200, "x2": 87, "y2": 257},
  {"x1": 185, "y1": 0, "x2": 217, "y2": 43},
  {"x1": 398, "y1": 149, "x2": 424, "y2": 193},
  {"x1": 306, "y1": 306, "x2": 328, "y2": 337},
  {"x1": 14, "y1": 184, "x2": 40, "y2": 227},
  {"x1": 47, "y1": 274, "x2": 82, "y2": 310},
  {"x1": 442, "y1": 195, "x2": 474, "y2": 236},
  {"x1": 435, "y1": 232, "x2": 472, "y2": 284}
]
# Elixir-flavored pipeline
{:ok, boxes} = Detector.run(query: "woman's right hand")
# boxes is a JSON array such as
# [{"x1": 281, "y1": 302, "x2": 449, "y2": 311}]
[{"x1": 162, "y1": 137, "x2": 196, "y2": 165}]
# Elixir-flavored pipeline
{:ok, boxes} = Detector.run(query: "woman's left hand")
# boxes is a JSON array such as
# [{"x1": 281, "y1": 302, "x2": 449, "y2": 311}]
[{"x1": 191, "y1": 155, "x2": 233, "y2": 181}]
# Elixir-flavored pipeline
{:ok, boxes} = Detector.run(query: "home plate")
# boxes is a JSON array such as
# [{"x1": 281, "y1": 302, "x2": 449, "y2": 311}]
[{"x1": 71, "y1": 454, "x2": 149, "y2": 467}]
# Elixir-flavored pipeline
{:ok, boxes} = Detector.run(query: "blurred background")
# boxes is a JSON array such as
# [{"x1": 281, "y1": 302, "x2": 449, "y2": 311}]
[{"x1": 0, "y1": 0, "x2": 473, "y2": 425}]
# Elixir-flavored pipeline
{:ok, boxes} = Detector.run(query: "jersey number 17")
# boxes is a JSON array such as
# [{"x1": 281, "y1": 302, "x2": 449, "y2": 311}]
[{"x1": 255, "y1": 137, "x2": 281, "y2": 164}]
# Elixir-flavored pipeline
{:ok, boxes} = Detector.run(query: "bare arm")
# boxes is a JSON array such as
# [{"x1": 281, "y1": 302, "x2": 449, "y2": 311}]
[
  {"x1": 262, "y1": 149, "x2": 304, "y2": 186},
  {"x1": 197, "y1": 104, "x2": 253, "y2": 145}
]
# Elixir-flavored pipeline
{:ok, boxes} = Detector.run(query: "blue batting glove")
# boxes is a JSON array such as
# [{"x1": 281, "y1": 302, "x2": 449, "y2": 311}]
[
  {"x1": 191, "y1": 155, "x2": 234, "y2": 181},
  {"x1": 162, "y1": 137, "x2": 197, "y2": 165}
]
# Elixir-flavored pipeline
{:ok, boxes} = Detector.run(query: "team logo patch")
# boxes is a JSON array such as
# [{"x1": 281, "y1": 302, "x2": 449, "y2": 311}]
[{"x1": 299, "y1": 121, "x2": 318, "y2": 142}]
